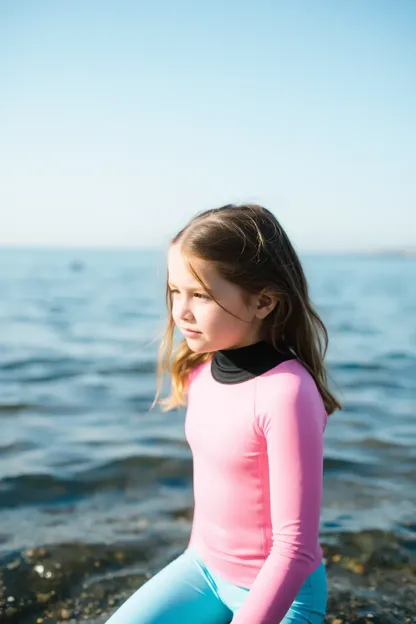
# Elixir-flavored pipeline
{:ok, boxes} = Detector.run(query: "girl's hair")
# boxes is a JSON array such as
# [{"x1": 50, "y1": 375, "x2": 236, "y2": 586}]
[{"x1": 153, "y1": 204, "x2": 342, "y2": 415}]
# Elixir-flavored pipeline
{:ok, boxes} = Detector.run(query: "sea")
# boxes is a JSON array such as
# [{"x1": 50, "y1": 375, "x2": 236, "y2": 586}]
[{"x1": 0, "y1": 248, "x2": 415, "y2": 622}]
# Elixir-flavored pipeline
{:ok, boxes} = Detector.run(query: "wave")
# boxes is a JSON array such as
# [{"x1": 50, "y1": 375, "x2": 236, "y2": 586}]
[{"x1": 0, "y1": 454, "x2": 193, "y2": 510}]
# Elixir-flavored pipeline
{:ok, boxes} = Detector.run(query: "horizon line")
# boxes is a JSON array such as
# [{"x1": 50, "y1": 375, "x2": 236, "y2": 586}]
[{"x1": 0, "y1": 243, "x2": 415, "y2": 256}]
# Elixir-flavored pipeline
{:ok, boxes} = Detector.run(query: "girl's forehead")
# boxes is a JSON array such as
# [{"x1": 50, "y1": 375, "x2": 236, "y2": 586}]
[{"x1": 167, "y1": 246, "x2": 219, "y2": 287}]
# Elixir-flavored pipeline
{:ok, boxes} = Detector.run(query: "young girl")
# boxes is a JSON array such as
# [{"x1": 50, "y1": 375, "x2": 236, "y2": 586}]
[{"x1": 106, "y1": 204, "x2": 341, "y2": 624}]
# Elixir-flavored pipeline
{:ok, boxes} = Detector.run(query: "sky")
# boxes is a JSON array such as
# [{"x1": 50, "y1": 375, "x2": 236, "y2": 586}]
[{"x1": 0, "y1": 0, "x2": 415, "y2": 252}]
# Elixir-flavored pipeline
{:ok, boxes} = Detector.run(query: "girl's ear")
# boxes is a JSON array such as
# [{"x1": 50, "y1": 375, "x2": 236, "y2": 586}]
[{"x1": 255, "y1": 290, "x2": 278, "y2": 320}]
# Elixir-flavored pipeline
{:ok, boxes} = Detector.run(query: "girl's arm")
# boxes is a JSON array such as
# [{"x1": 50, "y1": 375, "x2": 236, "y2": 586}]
[{"x1": 233, "y1": 368, "x2": 326, "y2": 624}]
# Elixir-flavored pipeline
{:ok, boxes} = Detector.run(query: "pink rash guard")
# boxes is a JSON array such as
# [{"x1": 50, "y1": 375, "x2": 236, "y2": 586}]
[{"x1": 185, "y1": 354, "x2": 328, "y2": 623}]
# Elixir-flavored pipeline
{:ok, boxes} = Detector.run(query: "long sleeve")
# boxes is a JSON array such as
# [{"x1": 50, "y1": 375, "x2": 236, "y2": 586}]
[{"x1": 232, "y1": 371, "x2": 327, "y2": 624}]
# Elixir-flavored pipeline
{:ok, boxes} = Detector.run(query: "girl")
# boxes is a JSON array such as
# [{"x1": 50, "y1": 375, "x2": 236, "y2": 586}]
[{"x1": 106, "y1": 204, "x2": 341, "y2": 624}]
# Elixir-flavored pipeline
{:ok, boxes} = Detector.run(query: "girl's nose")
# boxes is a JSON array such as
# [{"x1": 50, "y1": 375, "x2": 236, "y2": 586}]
[
  {"x1": 176, "y1": 296, "x2": 194, "y2": 321},
  {"x1": 180, "y1": 306, "x2": 194, "y2": 322}
]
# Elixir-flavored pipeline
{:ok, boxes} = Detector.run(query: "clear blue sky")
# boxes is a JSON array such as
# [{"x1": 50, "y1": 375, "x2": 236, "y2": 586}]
[{"x1": 1, "y1": 0, "x2": 415, "y2": 251}]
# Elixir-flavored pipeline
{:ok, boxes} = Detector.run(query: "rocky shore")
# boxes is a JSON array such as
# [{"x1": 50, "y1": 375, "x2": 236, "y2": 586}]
[{"x1": 1, "y1": 525, "x2": 415, "y2": 624}]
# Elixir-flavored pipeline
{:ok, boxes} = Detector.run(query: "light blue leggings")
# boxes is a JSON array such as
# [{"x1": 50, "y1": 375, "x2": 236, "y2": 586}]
[{"x1": 105, "y1": 546, "x2": 327, "y2": 623}]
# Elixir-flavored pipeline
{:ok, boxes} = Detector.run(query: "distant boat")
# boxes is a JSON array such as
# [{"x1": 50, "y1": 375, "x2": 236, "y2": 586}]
[{"x1": 69, "y1": 260, "x2": 85, "y2": 272}]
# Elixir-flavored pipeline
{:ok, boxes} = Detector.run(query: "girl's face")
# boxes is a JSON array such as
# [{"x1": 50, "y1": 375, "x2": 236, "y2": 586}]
[{"x1": 167, "y1": 244, "x2": 265, "y2": 353}]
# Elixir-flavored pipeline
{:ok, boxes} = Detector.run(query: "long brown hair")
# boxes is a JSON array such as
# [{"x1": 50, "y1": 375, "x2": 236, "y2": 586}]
[{"x1": 153, "y1": 204, "x2": 342, "y2": 415}]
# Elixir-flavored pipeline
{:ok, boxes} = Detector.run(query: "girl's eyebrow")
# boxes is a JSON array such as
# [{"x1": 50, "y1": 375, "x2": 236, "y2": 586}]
[
  {"x1": 168, "y1": 282, "x2": 194, "y2": 289},
  {"x1": 168, "y1": 282, "x2": 207, "y2": 291}
]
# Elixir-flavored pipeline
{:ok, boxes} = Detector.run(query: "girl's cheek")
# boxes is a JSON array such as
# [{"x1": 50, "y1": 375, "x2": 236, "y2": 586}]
[{"x1": 199, "y1": 312, "x2": 219, "y2": 329}]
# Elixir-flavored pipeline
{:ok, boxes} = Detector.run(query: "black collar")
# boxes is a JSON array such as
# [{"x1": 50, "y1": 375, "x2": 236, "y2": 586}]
[{"x1": 211, "y1": 340, "x2": 294, "y2": 384}]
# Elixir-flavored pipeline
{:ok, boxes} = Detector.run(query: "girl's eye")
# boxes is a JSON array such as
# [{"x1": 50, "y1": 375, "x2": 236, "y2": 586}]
[
  {"x1": 193, "y1": 293, "x2": 210, "y2": 300},
  {"x1": 169, "y1": 289, "x2": 209, "y2": 300}
]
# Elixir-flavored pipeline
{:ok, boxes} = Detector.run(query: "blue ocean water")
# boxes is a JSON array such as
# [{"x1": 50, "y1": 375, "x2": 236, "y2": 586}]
[{"x1": 0, "y1": 248, "x2": 415, "y2": 559}]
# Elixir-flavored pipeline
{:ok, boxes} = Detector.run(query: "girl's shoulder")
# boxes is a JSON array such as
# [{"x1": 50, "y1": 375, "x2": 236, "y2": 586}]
[
  {"x1": 259, "y1": 357, "x2": 316, "y2": 389},
  {"x1": 256, "y1": 358, "x2": 327, "y2": 419}
]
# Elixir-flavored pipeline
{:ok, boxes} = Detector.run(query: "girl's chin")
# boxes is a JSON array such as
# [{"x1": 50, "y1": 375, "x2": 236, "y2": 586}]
[{"x1": 184, "y1": 336, "x2": 211, "y2": 354}]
